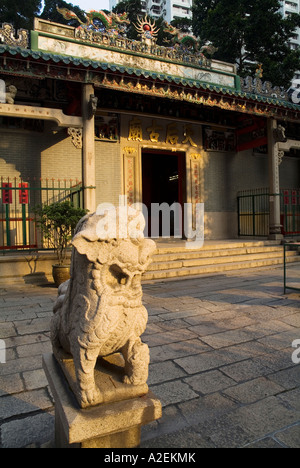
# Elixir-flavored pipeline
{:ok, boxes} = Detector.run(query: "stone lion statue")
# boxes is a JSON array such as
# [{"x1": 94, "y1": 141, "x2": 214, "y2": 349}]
[{"x1": 51, "y1": 206, "x2": 156, "y2": 408}]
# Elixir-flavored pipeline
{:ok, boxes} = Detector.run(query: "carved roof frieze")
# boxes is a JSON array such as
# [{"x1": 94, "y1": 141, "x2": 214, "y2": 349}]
[{"x1": 0, "y1": 24, "x2": 29, "y2": 49}]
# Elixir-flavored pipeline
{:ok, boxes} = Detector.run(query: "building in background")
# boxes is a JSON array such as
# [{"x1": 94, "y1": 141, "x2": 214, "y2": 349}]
[
  {"x1": 280, "y1": 0, "x2": 300, "y2": 86},
  {"x1": 110, "y1": 0, "x2": 192, "y2": 23}
]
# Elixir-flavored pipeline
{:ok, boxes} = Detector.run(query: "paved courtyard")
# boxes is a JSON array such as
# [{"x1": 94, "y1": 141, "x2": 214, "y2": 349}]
[{"x1": 0, "y1": 264, "x2": 299, "y2": 448}]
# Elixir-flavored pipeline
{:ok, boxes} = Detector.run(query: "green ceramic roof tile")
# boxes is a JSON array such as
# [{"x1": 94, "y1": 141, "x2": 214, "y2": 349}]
[{"x1": 1, "y1": 44, "x2": 300, "y2": 112}]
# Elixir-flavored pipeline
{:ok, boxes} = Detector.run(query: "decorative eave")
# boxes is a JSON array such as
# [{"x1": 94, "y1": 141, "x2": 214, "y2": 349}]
[{"x1": 0, "y1": 20, "x2": 300, "y2": 123}]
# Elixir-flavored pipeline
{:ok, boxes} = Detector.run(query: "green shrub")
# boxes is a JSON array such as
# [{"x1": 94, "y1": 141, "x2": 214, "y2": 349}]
[{"x1": 34, "y1": 201, "x2": 87, "y2": 265}]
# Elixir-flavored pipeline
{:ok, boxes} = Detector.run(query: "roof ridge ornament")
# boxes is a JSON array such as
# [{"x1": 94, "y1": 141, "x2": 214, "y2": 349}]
[
  {"x1": 241, "y1": 75, "x2": 289, "y2": 101},
  {"x1": 56, "y1": 7, "x2": 130, "y2": 35},
  {"x1": 0, "y1": 23, "x2": 29, "y2": 49},
  {"x1": 163, "y1": 22, "x2": 199, "y2": 50},
  {"x1": 134, "y1": 16, "x2": 159, "y2": 46},
  {"x1": 55, "y1": 8, "x2": 213, "y2": 68}
]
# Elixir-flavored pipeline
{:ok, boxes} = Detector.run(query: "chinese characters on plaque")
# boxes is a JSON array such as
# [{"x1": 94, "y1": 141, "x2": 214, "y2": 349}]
[{"x1": 128, "y1": 118, "x2": 198, "y2": 148}]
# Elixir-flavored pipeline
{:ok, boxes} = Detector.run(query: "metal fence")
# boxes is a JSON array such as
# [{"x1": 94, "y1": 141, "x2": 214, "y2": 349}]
[
  {"x1": 237, "y1": 189, "x2": 270, "y2": 236},
  {"x1": 281, "y1": 189, "x2": 300, "y2": 236},
  {"x1": 0, "y1": 177, "x2": 84, "y2": 252},
  {"x1": 238, "y1": 188, "x2": 300, "y2": 237}
]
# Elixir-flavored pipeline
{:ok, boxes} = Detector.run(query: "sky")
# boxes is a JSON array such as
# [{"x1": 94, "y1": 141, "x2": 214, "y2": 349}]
[
  {"x1": 39, "y1": 0, "x2": 110, "y2": 13},
  {"x1": 70, "y1": 0, "x2": 110, "y2": 11}
]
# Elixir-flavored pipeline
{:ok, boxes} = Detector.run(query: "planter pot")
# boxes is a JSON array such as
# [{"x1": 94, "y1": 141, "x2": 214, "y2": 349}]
[{"x1": 52, "y1": 264, "x2": 70, "y2": 287}]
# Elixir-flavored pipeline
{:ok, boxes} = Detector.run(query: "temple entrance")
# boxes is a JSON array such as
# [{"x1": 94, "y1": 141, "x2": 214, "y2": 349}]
[{"x1": 142, "y1": 150, "x2": 186, "y2": 238}]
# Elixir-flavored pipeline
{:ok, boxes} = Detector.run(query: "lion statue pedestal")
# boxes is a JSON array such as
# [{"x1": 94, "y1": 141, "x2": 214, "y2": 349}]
[{"x1": 43, "y1": 206, "x2": 162, "y2": 448}]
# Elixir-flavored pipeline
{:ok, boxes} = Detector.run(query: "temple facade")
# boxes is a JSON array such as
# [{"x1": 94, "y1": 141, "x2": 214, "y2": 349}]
[{"x1": 0, "y1": 12, "x2": 299, "y2": 250}]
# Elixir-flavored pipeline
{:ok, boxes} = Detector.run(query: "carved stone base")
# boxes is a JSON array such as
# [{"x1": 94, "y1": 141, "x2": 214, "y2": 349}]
[
  {"x1": 56, "y1": 351, "x2": 149, "y2": 406},
  {"x1": 269, "y1": 224, "x2": 283, "y2": 240},
  {"x1": 43, "y1": 353, "x2": 162, "y2": 448}
]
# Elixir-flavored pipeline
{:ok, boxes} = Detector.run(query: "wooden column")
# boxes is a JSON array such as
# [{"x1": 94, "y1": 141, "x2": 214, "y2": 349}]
[
  {"x1": 267, "y1": 118, "x2": 283, "y2": 240},
  {"x1": 82, "y1": 84, "x2": 96, "y2": 212}
]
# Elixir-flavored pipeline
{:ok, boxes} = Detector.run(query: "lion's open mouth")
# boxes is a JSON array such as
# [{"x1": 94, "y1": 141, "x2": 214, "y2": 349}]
[{"x1": 108, "y1": 264, "x2": 130, "y2": 287}]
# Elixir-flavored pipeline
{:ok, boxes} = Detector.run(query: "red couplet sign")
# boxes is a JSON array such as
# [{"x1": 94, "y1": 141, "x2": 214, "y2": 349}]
[
  {"x1": 19, "y1": 183, "x2": 29, "y2": 205},
  {"x1": 1, "y1": 183, "x2": 12, "y2": 204}
]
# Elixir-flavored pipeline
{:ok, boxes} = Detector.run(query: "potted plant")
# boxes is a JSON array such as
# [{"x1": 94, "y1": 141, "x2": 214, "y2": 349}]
[{"x1": 34, "y1": 201, "x2": 87, "y2": 286}]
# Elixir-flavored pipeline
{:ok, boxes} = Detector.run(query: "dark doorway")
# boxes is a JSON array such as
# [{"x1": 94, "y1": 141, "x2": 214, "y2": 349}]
[{"x1": 142, "y1": 150, "x2": 186, "y2": 237}]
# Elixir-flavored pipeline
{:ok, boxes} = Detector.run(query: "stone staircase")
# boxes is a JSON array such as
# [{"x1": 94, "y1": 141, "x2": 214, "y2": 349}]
[{"x1": 143, "y1": 240, "x2": 300, "y2": 281}]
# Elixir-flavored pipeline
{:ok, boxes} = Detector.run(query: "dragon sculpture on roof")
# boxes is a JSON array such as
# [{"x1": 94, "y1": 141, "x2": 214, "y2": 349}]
[
  {"x1": 163, "y1": 22, "x2": 199, "y2": 50},
  {"x1": 57, "y1": 7, "x2": 130, "y2": 34},
  {"x1": 163, "y1": 22, "x2": 218, "y2": 66}
]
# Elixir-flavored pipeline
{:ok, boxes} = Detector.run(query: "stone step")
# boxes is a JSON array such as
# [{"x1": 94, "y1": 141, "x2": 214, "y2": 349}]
[
  {"x1": 143, "y1": 255, "x2": 300, "y2": 281},
  {"x1": 148, "y1": 249, "x2": 298, "y2": 271},
  {"x1": 155, "y1": 240, "x2": 280, "y2": 254},
  {"x1": 153, "y1": 245, "x2": 286, "y2": 263}
]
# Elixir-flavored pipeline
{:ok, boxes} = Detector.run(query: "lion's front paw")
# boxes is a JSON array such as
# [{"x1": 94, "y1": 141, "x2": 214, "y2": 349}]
[
  {"x1": 123, "y1": 375, "x2": 132, "y2": 385},
  {"x1": 78, "y1": 385, "x2": 103, "y2": 408},
  {"x1": 123, "y1": 374, "x2": 145, "y2": 385}
]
